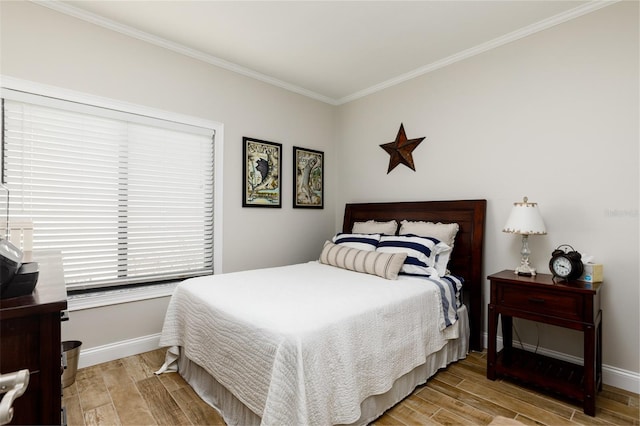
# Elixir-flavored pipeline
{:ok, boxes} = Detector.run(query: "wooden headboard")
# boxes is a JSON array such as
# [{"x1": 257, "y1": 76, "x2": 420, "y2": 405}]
[{"x1": 342, "y1": 200, "x2": 486, "y2": 352}]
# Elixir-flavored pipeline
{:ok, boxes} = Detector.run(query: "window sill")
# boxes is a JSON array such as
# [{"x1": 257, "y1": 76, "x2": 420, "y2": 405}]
[{"x1": 67, "y1": 281, "x2": 179, "y2": 312}]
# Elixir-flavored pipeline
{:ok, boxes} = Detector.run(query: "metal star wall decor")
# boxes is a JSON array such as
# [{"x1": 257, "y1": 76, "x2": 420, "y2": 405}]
[{"x1": 380, "y1": 123, "x2": 425, "y2": 173}]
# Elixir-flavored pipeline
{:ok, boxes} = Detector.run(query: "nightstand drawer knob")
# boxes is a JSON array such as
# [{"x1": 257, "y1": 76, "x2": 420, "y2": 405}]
[{"x1": 529, "y1": 297, "x2": 546, "y2": 304}]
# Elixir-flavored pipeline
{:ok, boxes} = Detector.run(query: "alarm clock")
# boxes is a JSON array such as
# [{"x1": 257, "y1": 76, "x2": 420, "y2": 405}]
[{"x1": 549, "y1": 244, "x2": 583, "y2": 281}]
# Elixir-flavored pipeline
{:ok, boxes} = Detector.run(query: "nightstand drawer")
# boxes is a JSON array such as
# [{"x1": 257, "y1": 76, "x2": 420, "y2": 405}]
[{"x1": 499, "y1": 285, "x2": 583, "y2": 320}]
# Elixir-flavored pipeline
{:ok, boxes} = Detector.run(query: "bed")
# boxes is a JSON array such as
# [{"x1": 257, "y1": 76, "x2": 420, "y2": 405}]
[{"x1": 158, "y1": 199, "x2": 486, "y2": 425}]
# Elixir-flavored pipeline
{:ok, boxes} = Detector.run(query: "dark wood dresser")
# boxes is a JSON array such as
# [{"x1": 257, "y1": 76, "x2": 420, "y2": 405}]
[{"x1": 1, "y1": 251, "x2": 67, "y2": 425}]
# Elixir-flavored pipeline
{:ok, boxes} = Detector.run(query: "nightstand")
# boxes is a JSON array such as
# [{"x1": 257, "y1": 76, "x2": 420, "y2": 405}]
[{"x1": 487, "y1": 270, "x2": 602, "y2": 416}]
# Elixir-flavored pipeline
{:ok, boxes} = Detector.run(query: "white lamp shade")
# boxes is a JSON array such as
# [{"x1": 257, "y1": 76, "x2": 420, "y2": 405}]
[{"x1": 503, "y1": 197, "x2": 546, "y2": 235}]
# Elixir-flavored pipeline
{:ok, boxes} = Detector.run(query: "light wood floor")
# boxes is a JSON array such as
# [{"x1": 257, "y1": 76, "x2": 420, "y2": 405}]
[{"x1": 64, "y1": 349, "x2": 639, "y2": 425}]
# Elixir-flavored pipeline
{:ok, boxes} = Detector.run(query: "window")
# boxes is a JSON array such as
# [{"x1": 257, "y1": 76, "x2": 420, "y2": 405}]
[{"x1": 1, "y1": 87, "x2": 221, "y2": 292}]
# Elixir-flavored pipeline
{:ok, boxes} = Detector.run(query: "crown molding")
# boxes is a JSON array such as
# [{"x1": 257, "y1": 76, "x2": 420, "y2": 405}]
[
  {"x1": 31, "y1": 0, "x2": 617, "y2": 106},
  {"x1": 30, "y1": 0, "x2": 339, "y2": 106},
  {"x1": 336, "y1": 1, "x2": 619, "y2": 105}
]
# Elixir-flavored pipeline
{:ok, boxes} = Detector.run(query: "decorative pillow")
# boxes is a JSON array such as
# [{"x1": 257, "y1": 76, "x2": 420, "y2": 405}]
[
  {"x1": 319, "y1": 241, "x2": 407, "y2": 280},
  {"x1": 399, "y1": 220, "x2": 459, "y2": 248},
  {"x1": 376, "y1": 234, "x2": 452, "y2": 277},
  {"x1": 332, "y1": 233, "x2": 380, "y2": 251},
  {"x1": 352, "y1": 220, "x2": 398, "y2": 235}
]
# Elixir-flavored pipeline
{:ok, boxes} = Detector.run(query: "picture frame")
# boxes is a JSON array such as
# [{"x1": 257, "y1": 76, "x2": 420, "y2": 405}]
[
  {"x1": 243, "y1": 137, "x2": 282, "y2": 208},
  {"x1": 293, "y1": 146, "x2": 324, "y2": 209}
]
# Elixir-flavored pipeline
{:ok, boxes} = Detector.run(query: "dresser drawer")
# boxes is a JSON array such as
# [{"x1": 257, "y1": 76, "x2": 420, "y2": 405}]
[{"x1": 498, "y1": 284, "x2": 584, "y2": 320}]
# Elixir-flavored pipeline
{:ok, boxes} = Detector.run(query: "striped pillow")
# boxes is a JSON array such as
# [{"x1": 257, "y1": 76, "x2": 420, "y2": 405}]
[
  {"x1": 332, "y1": 233, "x2": 380, "y2": 251},
  {"x1": 377, "y1": 234, "x2": 451, "y2": 277},
  {"x1": 319, "y1": 241, "x2": 407, "y2": 280}
]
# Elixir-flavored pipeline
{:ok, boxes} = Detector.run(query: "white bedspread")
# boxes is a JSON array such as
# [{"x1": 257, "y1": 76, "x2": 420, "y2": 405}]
[{"x1": 158, "y1": 261, "x2": 460, "y2": 426}]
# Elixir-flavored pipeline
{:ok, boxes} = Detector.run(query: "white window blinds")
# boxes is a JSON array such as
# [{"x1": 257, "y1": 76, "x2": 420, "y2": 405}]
[{"x1": 2, "y1": 91, "x2": 215, "y2": 291}]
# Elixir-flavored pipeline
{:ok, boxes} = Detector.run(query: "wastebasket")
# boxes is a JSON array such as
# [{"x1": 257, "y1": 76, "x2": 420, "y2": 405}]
[{"x1": 61, "y1": 340, "x2": 82, "y2": 388}]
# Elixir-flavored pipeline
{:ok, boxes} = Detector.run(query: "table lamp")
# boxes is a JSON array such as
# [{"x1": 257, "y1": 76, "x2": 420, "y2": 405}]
[{"x1": 503, "y1": 196, "x2": 546, "y2": 276}]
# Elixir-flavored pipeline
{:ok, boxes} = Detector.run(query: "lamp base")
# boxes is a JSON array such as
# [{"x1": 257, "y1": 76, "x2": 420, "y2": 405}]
[
  {"x1": 514, "y1": 264, "x2": 536, "y2": 276},
  {"x1": 513, "y1": 234, "x2": 537, "y2": 276}
]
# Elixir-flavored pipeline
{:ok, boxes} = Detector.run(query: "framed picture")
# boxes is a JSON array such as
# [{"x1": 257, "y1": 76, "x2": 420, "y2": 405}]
[
  {"x1": 243, "y1": 137, "x2": 282, "y2": 208},
  {"x1": 293, "y1": 146, "x2": 324, "y2": 209}
]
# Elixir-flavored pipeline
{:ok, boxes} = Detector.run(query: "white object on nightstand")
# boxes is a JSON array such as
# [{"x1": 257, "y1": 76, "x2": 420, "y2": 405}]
[{"x1": 503, "y1": 196, "x2": 546, "y2": 276}]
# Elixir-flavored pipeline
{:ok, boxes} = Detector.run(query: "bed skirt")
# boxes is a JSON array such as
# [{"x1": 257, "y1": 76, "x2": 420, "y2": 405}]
[{"x1": 175, "y1": 305, "x2": 469, "y2": 426}]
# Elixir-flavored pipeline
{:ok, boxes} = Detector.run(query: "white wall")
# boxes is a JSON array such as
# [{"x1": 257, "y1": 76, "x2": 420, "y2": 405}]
[
  {"x1": 1, "y1": 0, "x2": 638, "y2": 389},
  {"x1": 336, "y1": 1, "x2": 639, "y2": 378},
  {"x1": 0, "y1": 1, "x2": 336, "y2": 354}
]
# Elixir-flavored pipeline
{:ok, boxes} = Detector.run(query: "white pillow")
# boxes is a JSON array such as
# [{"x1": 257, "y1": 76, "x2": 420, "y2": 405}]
[
  {"x1": 352, "y1": 220, "x2": 398, "y2": 235},
  {"x1": 433, "y1": 250, "x2": 452, "y2": 277},
  {"x1": 332, "y1": 233, "x2": 380, "y2": 251},
  {"x1": 399, "y1": 220, "x2": 459, "y2": 248},
  {"x1": 319, "y1": 241, "x2": 407, "y2": 280},
  {"x1": 376, "y1": 235, "x2": 451, "y2": 277}
]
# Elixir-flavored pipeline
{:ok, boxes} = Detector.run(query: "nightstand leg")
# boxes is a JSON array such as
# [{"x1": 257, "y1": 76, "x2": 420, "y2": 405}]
[
  {"x1": 487, "y1": 304, "x2": 498, "y2": 380},
  {"x1": 584, "y1": 323, "x2": 596, "y2": 416},
  {"x1": 502, "y1": 315, "x2": 513, "y2": 365},
  {"x1": 597, "y1": 313, "x2": 603, "y2": 392}
]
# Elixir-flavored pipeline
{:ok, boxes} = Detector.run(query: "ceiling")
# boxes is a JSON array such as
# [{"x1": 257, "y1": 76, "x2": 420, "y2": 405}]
[{"x1": 42, "y1": 1, "x2": 610, "y2": 105}]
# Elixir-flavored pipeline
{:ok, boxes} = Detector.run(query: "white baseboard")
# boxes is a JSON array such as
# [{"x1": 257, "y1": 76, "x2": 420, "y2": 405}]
[
  {"x1": 483, "y1": 333, "x2": 640, "y2": 394},
  {"x1": 602, "y1": 365, "x2": 640, "y2": 395},
  {"x1": 76, "y1": 332, "x2": 639, "y2": 395},
  {"x1": 76, "y1": 333, "x2": 162, "y2": 369}
]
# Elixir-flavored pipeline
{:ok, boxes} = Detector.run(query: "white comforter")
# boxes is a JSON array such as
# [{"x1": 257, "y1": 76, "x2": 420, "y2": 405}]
[{"x1": 159, "y1": 261, "x2": 461, "y2": 426}]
